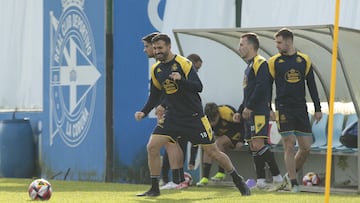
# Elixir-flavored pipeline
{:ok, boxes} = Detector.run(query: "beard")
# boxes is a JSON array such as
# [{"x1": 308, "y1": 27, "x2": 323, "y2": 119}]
[{"x1": 155, "y1": 52, "x2": 168, "y2": 62}]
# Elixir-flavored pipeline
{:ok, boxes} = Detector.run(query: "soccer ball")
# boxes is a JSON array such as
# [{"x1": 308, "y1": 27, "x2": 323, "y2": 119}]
[
  {"x1": 302, "y1": 172, "x2": 320, "y2": 186},
  {"x1": 184, "y1": 172, "x2": 193, "y2": 186},
  {"x1": 28, "y1": 178, "x2": 52, "y2": 200}
]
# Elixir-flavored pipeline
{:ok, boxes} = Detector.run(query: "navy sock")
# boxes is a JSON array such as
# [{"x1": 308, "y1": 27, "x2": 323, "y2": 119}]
[
  {"x1": 253, "y1": 151, "x2": 266, "y2": 179},
  {"x1": 179, "y1": 167, "x2": 185, "y2": 182},
  {"x1": 218, "y1": 166, "x2": 225, "y2": 173},
  {"x1": 150, "y1": 176, "x2": 160, "y2": 191},
  {"x1": 203, "y1": 163, "x2": 212, "y2": 178},
  {"x1": 291, "y1": 179, "x2": 299, "y2": 187},
  {"x1": 260, "y1": 146, "x2": 281, "y2": 176},
  {"x1": 172, "y1": 169, "x2": 180, "y2": 184},
  {"x1": 229, "y1": 169, "x2": 243, "y2": 183}
]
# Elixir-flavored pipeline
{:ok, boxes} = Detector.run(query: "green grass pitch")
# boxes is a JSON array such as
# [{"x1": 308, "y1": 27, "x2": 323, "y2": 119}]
[{"x1": 1, "y1": 178, "x2": 360, "y2": 202}]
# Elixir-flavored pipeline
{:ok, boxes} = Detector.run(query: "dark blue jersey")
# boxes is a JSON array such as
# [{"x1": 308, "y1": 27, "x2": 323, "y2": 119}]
[
  {"x1": 242, "y1": 55, "x2": 271, "y2": 113},
  {"x1": 213, "y1": 105, "x2": 243, "y2": 135},
  {"x1": 141, "y1": 55, "x2": 204, "y2": 118},
  {"x1": 268, "y1": 52, "x2": 321, "y2": 112}
]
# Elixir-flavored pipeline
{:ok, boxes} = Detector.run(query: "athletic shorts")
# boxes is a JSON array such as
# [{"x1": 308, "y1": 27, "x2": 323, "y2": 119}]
[
  {"x1": 153, "y1": 114, "x2": 214, "y2": 145},
  {"x1": 276, "y1": 107, "x2": 312, "y2": 136},
  {"x1": 215, "y1": 125, "x2": 245, "y2": 146},
  {"x1": 228, "y1": 131, "x2": 244, "y2": 146},
  {"x1": 244, "y1": 112, "x2": 269, "y2": 142}
]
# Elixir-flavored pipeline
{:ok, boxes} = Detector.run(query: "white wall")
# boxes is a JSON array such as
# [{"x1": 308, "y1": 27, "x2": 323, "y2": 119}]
[
  {"x1": 242, "y1": 0, "x2": 360, "y2": 29},
  {"x1": 178, "y1": 34, "x2": 245, "y2": 108},
  {"x1": 0, "y1": 0, "x2": 43, "y2": 112},
  {"x1": 162, "y1": 0, "x2": 360, "y2": 109},
  {"x1": 160, "y1": 0, "x2": 243, "y2": 108}
]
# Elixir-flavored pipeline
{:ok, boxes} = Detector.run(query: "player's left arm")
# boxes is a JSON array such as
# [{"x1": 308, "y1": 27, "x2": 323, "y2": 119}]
[
  {"x1": 140, "y1": 82, "x2": 162, "y2": 117},
  {"x1": 306, "y1": 65, "x2": 322, "y2": 122},
  {"x1": 306, "y1": 65, "x2": 321, "y2": 113},
  {"x1": 171, "y1": 64, "x2": 203, "y2": 93}
]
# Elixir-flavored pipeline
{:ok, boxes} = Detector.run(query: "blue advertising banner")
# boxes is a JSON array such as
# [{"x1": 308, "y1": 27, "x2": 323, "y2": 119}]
[
  {"x1": 43, "y1": 0, "x2": 106, "y2": 181},
  {"x1": 113, "y1": 0, "x2": 166, "y2": 183}
]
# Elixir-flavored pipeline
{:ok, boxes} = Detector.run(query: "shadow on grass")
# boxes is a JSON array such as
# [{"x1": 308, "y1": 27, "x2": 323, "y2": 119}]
[
  {"x1": 0, "y1": 178, "x2": 31, "y2": 192},
  {"x1": 129, "y1": 186, "x2": 247, "y2": 203}
]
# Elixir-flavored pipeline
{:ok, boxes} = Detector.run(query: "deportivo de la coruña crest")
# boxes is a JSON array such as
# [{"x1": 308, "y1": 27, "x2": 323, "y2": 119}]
[{"x1": 49, "y1": 0, "x2": 100, "y2": 147}]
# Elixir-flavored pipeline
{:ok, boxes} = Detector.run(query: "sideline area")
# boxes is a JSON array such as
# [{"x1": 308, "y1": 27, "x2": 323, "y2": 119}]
[{"x1": 174, "y1": 25, "x2": 360, "y2": 192}]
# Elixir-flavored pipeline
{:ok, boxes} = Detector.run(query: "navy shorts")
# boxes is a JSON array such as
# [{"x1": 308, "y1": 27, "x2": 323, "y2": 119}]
[
  {"x1": 227, "y1": 131, "x2": 244, "y2": 146},
  {"x1": 244, "y1": 112, "x2": 269, "y2": 142},
  {"x1": 153, "y1": 114, "x2": 214, "y2": 145},
  {"x1": 276, "y1": 107, "x2": 312, "y2": 136},
  {"x1": 216, "y1": 124, "x2": 245, "y2": 146}
]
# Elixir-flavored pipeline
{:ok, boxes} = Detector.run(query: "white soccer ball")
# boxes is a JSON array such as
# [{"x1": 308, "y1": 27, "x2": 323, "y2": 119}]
[
  {"x1": 302, "y1": 172, "x2": 320, "y2": 186},
  {"x1": 28, "y1": 178, "x2": 52, "y2": 200},
  {"x1": 184, "y1": 172, "x2": 193, "y2": 186}
]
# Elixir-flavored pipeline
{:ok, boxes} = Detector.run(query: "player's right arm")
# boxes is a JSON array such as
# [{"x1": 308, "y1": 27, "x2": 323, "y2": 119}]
[
  {"x1": 135, "y1": 74, "x2": 162, "y2": 121},
  {"x1": 268, "y1": 54, "x2": 278, "y2": 113}
]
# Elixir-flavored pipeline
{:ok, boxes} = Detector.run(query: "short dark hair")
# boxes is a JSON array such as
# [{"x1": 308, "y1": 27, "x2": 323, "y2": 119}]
[
  {"x1": 142, "y1": 32, "x2": 159, "y2": 43},
  {"x1": 274, "y1": 28, "x2": 294, "y2": 41},
  {"x1": 151, "y1": 33, "x2": 171, "y2": 45},
  {"x1": 240, "y1": 33, "x2": 259, "y2": 50},
  {"x1": 187, "y1": 53, "x2": 202, "y2": 63},
  {"x1": 204, "y1": 102, "x2": 219, "y2": 122}
]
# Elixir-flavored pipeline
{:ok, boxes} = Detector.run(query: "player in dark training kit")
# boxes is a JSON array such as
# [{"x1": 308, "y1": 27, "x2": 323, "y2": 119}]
[
  {"x1": 135, "y1": 33, "x2": 250, "y2": 197},
  {"x1": 196, "y1": 103, "x2": 245, "y2": 186},
  {"x1": 141, "y1": 32, "x2": 188, "y2": 190},
  {"x1": 268, "y1": 28, "x2": 322, "y2": 193},
  {"x1": 234, "y1": 33, "x2": 283, "y2": 190}
]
